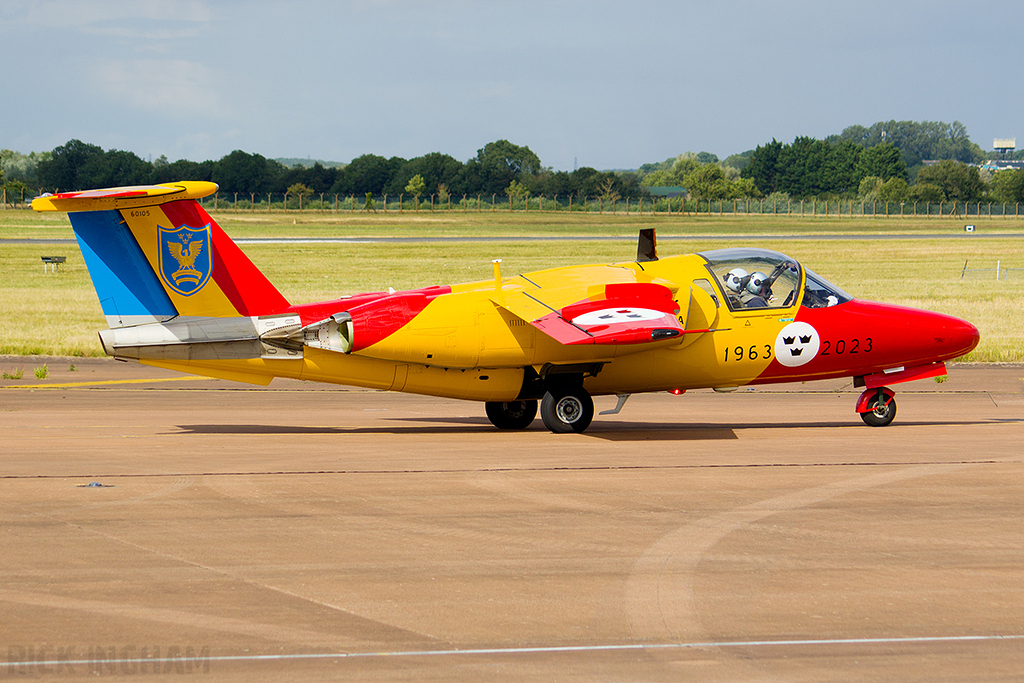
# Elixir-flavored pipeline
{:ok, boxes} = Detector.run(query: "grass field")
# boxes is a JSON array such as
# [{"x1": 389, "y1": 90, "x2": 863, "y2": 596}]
[
  {"x1": 4, "y1": 206, "x2": 1024, "y2": 239},
  {"x1": 1, "y1": 209, "x2": 1021, "y2": 361}
]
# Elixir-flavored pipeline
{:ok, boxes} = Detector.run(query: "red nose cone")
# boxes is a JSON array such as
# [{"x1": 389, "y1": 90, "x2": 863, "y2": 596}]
[
  {"x1": 872, "y1": 304, "x2": 980, "y2": 364},
  {"x1": 944, "y1": 315, "x2": 981, "y2": 359}
]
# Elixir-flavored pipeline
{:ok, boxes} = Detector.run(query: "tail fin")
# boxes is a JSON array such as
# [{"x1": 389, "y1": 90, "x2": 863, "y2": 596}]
[{"x1": 33, "y1": 182, "x2": 289, "y2": 328}]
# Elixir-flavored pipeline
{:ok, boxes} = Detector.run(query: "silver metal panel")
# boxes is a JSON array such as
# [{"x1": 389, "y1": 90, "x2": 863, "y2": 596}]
[
  {"x1": 259, "y1": 312, "x2": 352, "y2": 355},
  {"x1": 258, "y1": 315, "x2": 304, "y2": 352},
  {"x1": 99, "y1": 316, "x2": 263, "y2": 361}
]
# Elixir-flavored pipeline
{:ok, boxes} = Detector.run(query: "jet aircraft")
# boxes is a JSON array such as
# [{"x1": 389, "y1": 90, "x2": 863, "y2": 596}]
[{"x1": 32, "y1": 182, "x2": 980, "y2": 433}]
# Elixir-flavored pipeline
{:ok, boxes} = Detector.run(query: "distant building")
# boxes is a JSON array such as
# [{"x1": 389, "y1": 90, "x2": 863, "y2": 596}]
[
  {"x1": 981, "y1": 159, "x2": 1024, "y2": 173},
  {"x1": 920, "y1": 157, "x2": 1024, "y2": 173},
  {"x1": 993, "y1": 138, "x2": 1016, "y2": 157},
  {"x1": 986, "y1": 138, "x2": 1019, "y2": 171}
]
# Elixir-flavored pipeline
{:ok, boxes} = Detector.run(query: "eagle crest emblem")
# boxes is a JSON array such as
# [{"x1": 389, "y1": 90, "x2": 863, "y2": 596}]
[{"x1": 158, "y1": 224, "x2": 212, "y2": 296}]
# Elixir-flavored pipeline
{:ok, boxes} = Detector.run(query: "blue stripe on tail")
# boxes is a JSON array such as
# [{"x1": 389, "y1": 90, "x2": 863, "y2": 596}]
[{"x1": 70, "y1": 210, "x2": 177, "y2": 326}]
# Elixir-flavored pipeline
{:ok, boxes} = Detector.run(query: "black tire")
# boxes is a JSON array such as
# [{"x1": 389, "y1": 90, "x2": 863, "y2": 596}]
[
  {"x1": 485, "y1": 400, "x2": 537, "y2": 430},
  {"x1": 540, "y1": 388, "x2": 594, "y2": 434},
  {"x1": 861, "y1": 392, "x2": 897, "y2": 427}
]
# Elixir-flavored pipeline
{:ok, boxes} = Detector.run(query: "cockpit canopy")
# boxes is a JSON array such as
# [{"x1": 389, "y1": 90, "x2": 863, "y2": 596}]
[
  {"x1": 699, "y1": 248, "x2": 802, "y2": 311},
  {"x1": 802, "y1": 268, "x2": 852, "y2": 309},
  {"x1": 698, "y1": 248, "x2": 851, "y2": 311}
]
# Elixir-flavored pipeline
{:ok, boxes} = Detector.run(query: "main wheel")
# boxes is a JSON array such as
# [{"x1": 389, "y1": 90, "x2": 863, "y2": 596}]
[
  {"x1": 861, "y1": 391, "x2": 897, "y2": 427},
  {"x1": 485, "y1": 400, "x2": 537, "y2": 430},
  {"x1": 540, "y1": 387, "x2": 594, "y2": 434}
]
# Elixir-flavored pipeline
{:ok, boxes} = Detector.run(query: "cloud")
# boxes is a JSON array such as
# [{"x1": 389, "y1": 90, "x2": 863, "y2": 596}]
[
  {"x1": 91, "y1": 59, "x2": 231, "y2": 119},
  {"x1": 2, "y1": 0, "x2": 214, "y2": 43},
  {"x1": 18, "y1": 0, "x2": 214, "y2": 27}
]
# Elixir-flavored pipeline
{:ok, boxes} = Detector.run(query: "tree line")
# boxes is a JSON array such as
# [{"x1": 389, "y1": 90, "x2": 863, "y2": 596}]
[
  {"x1": 4, "y1": 119, "x2": 1024, "y2": 206},
  {"x1": 638, "y1": 121, "x2": 1024, "y2": 205},
  {"x1": 1, "y1": 139, "x2": 644, "y2": 202}
]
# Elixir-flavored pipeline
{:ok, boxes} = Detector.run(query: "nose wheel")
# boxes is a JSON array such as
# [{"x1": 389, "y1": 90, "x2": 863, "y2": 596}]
[{"x1": 858, "y1": 387, "x2": 897, "y2": 427}]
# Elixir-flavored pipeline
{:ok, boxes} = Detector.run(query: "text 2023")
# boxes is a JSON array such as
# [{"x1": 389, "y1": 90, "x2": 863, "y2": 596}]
[{"x1": 821, "y1": 338, "x2": 873, "y2": 355}]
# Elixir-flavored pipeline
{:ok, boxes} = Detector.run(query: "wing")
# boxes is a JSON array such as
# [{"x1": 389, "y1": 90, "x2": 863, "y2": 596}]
[{"x1": 495, "y1": 281, "x2": 687, "y2": 346}]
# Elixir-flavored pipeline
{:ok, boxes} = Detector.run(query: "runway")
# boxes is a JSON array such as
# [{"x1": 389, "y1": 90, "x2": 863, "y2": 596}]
[{"x1": 1, "y1": 358, "x2": 1022, "y2": 681}]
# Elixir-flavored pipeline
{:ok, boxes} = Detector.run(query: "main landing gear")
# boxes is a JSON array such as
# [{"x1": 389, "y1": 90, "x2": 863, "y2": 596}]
[
  {"x1": 484, "y1": 385, "x2": 595, "y2": 434},
  {"x1": 540, "y1": 386, "x2": 594, "y2": 434},
  {"x1": 857, "y1": 387, "x2": 897, "y2": 427},
  {"x1": 484, "y1": 400, "x2": 538, "y2": 430}
]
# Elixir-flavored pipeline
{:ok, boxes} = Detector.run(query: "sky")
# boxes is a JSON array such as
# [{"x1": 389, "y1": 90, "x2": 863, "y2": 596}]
[{"x1": 2, "y1": 0, "x2": 1022, "y2": 171}]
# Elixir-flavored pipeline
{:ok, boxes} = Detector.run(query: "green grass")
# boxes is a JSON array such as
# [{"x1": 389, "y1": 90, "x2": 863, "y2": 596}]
[
  {"x1": 0, "y1": 208, "x2": 73, "y2": 238},
  {"x1": 4, "y1": 206, "x2": 1024, "y2": 239},
  {"x1": 1, "y1": 211, "x2": 1021, "y2": 361}
]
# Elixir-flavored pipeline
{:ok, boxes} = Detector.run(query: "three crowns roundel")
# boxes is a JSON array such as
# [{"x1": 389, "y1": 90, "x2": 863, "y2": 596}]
[
  {"x1": 158, "y1": 223, "x2": 212, "y2": 296},
  {"x1": 773, "y1": 321, "x2": 820, "y2": 368}
]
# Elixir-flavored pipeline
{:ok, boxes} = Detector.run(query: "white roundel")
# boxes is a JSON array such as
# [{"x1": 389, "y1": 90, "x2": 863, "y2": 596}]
[
  {"x1": 572, "y1": 307, "x2": 665, "y2": 326},
  {"x1": 774, "y1": 321, "x2": 820, "y2": 367}
]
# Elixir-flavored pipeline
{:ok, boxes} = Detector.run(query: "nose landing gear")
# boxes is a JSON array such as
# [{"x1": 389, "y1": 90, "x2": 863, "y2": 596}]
[{"x1": 857, "y1": 387, "x2": 897, "y2": 427}]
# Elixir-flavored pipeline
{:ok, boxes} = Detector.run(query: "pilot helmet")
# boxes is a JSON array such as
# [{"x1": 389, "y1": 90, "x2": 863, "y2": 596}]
[
  {"x1": 746, "y1": 271, "x2": 769, "y2": 295},
  {"x1": 723, "y1": 268, "x2": 748, "y2": 293}
]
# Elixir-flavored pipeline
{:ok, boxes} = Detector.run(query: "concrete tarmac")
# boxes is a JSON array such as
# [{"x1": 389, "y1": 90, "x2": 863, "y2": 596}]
[{"x1": 1, "y1": 357, "x2": 1022, "y2": 681}]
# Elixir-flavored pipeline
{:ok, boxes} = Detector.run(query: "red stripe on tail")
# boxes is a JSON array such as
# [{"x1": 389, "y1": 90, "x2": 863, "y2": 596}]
[{"x1": 161, "y1": 200, "x2": 289, "y2": 316}]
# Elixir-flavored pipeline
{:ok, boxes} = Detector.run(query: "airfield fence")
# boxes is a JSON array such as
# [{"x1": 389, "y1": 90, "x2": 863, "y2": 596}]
[
  {"x1": 4, "y1": 187, "x2": 1024, "y2": 218},
  {"x1": 960, "y1": 259, "x2": 1024, "y2": 280},
  {"x1": 194, "y1": 194, "x2": 1024, "y2": 218}
]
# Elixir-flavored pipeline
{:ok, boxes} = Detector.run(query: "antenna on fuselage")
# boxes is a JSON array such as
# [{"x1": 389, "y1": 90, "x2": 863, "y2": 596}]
[{"x1": 637, "y1": 228, "x2": 658, "y2": 262}]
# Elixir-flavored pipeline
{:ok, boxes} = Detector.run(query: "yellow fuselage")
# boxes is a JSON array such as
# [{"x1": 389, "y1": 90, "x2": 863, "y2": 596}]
[{"x1": 143, "y1": 254, "x2": 794, "y2": 401}]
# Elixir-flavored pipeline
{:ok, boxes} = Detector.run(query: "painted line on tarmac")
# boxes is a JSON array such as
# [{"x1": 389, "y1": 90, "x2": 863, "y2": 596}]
[
  {"x1": 0, "y1": 459, "x2": 1005, "y2": 480},
  {"x1": 0, "y1": 459, "x2": 1008, "y2": 480},
  {"x1": 2, "y1": 634, "x2": 1023, "y2": 670},
  {"x1": 2, "y1": 376, "x2": 213, "y2": 390}
]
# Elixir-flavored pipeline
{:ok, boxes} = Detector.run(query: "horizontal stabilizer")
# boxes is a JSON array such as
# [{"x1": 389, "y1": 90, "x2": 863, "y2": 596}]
[{"x1": 31, "y1": 182, "x2": 217, "y2": 212}]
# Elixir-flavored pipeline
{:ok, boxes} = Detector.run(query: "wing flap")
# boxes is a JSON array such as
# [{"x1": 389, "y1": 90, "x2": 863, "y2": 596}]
[{"x1": 494, "y1": 289, "x2": 559, "y2": 323}]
